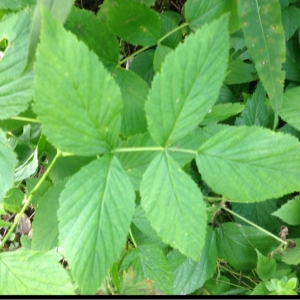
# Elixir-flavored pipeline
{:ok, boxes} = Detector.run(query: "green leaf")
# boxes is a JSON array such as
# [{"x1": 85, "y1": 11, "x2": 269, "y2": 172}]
[
  {"x1": 121, "y1": 244, "x2": 173, "y2": 294},
  {"x1": 280, "y1": 86, "x2": 300, "y2": 131},
  {"x1": 145, "y1": 15, "x2": 229, "y2": 147},
  {"x1": 153, "y1": 44, "x2": 173, "y2": 73},
  {"x1": 65, "y1": 7, "x2": 119, "y2": 71},
  {"x1": 4, "y1": 187, "x2": 23, "y2": 213},
  {"x1": 34, "y1": 8, "x2": 122, "y2": 156},
  {"x1": 113, "y1": 68, "x2": 148, "y2": 136},
  {"x1": 224, "y1": 58, "x2": 255, "y2": 84},
  {"x1": 284, "y1": 36, "x2": 300, "y2": 82},
  {"x1": 137, "y1": 0, "x2": 156, "y2": 6},
  {"x1": 0, "y1": 129, "x2": 17, "y2": 202},
  {"x1": 140, "y1": 152, "x2": 207, "y2": 260},
  {"x1": 185, "y1": 0, "x2": 229, "y2": 30},
  {"x1": 0, "y1": 0, "x2": 36, "y2": 10},
  {"x1": 272, "y1": 196, "x2": 300, "y2": 226},
  {"x1": 58, "y1": 155, "x2": 135, "y2": 294},
  {"x1": 237, "y1": 0, "x2": 286, "y2": 115},
  {"x1": 235, "y1": 82, "x2": 274, "y2": 129},
  {"x1": 0, "y1": 250, "x2": 74, "y2": 295},
  {"x1": 200, "y1": 103, "x2": 245, "y2": 126},
  {"x1": 256, "y1": 249, "x2": 276, "y2": 281},
  {"x1": 31, "y1": 180, "x2": 67, "y2": 251},
  {"x1": 167, "y1": 227, "x2": 217, "y2": 295},
  {"x1": 26, "y1": 178, "x2": 51, "y2": 207},
  {"x1": 0, "y1": 9, "x2": 33, "y2": 119},
  {"x1": 107, "y1": 0, "x2": 160, "y2": 46},
  {"x1": 281, "y1": 238, "x2": 300, "y2": 265},
  {"x1": 251, "y1": 282, "x2": 269, "y2": 295},
  {"x1": 204, "y1": 276, "x2": 230, "y2": 295},
  {"x1": 216, "y1": 223, "x2": 279, "y2": 270},
  {"x1": 282, "y1": 6, "x2": 300, "y2": 41},
  {"x1": 197, "y1": 126, "x2": 300, "y2": 202}
]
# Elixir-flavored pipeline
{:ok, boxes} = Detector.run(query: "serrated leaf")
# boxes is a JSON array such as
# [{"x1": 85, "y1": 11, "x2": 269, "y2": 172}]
[
  {"x1": 225, "y1": 58, "x2": 255, "y2": 84},
  {"x1": 216, "y1": 223, "x2": 279, "y2": 270},
  {"x1": 197, "y1": 126, "x2": 300, "y2": 202},
  {"x1": 145, "y1": 15, "x2": 229, "y2": 147},
  {"x1": 58, "y1": 155, "x2": 135, "y2": 294},
  {"x1": 256, "y1": 249, "x2": 276, "y2": 281},
  {"x1": 272, "y1": 196, "x2": 300, "y2": 226},
  {"x1": 121, "y1": 244, "x2": 172, "y2": 294},
  {"x1": 107, "y1": 0, "x2": 160, "y2": 46},
  {"x1": 235, "y1": 82, "x2": 274, "y2": 129},
  {"x1": 31, "y1": 180, "x2": 67, "y2": 251},
  {"x1": 167, "y1": 227, "x2": 217, "y2": 295},
  {"x1": 34, "y1": 8, "x2": 122, "y2": 156},
  {"x1": 185, "y1": 0, "x2": 229, "y2": 30},
  {"x1": 0, "y1": 129, "x2": 17, "y2": 202},
  {"x1": 281, "y1": 238, "x2": 300, "y2": 265},
  {"x1": 0, "y1": 250, "x2": 74, "y2": 295},
  {"x1": 282, "y1": 6, "x2": 300, "y2": 41},
  {"x1": 113, "y1": 68, "x2": 148, "y2": 136},
  {"x1": 140, "y1": 152, "x2": 207, "y2": 260},
  {"x1": 153, "y1": 44, "x2": 173, "y2": 73},
  {"x1": 0, "y1": 0, "x2": 36, "y2": 10},
  {"x1": 65, "y1": 7, "x2": 119, "y2": 71},
  {"x1": 201, "y1": 103, "x2": 245, "y2": 126},
  {"x1": 279, "y1": 86, "x2": 300, "y2": 131},
  {"x1": 238, "y1": 0, "x2": 286, "y2": 116},
  {"x1": 0, "y1": 9, "x2": 33, "y2": 119}
]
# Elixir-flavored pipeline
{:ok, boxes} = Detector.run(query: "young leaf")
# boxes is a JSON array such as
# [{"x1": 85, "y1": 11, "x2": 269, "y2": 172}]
[
  {"x1": 58, "y1": 155, "x2": 135, "y2": 294},
  {"x1": 272, "y1": 196, "x2": 300, "y2": 226},
  {"x1": 167, "y1": 227, "x2": 217, "y2": 295},
  {"x1": 197, "y1": 126, "x2": 300, "y2": 202},
  {"x1": 237, "y1": 0, "x2": 286, "y2": 116},
  {"x1": 0, "y1": 250, "x2": 74, "y2": 295},
  {"x1": 0, "y1": 9, "x2": 33, "y2": 119},
  {"x1": 256, "y1": 250, "x2": 276, "y2": 282},
  {"x1": 0, "y1": 129, "x2": 17, "y2": 202},
  {"x1": 113, "y1": 68, "x2": 148, "y2": 136},
  {"x1": 145, "y1": 15, "x2": 229, "y2": 147},
  {"x1": 140, "y1": 152, "x2": 207, "y2": 260},
  {"x1": 279, "y1": 86, "x2": 300, "y2": 131},
  {"x1": 65, "y1": 7, "x2": 119, "y2": 71},
  {"x1": 106, "y1": 0, "x2": 160, "y2": 46},
  {"x1": 34, "y1": 8, "x2": 122, "y2": 156},
  {"x1": 121, "y1": 244, "x2": 173, "y2": 294}
]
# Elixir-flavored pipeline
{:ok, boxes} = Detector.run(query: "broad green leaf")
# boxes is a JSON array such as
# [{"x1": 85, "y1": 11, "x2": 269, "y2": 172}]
[
  {"x1": 185, "y1": 0, "x2": 229, "y2": 30},
  {"x1": 140, "y1": 152, "x2": 207, "y2": 260},
  {"x1": 58, "y1": 155, "x2": 135, "y2": 294},
  {"x1": 0, "y1": 129, "x2": 17, "y2": 202},
  {"x1": 196, "y1": 126, "x2": 300, "y2": 202},
  {"x1": 4, "y1": 187, "x2": 23, "y2": 213},
  {"x1": 129, "y1": 50, "x2": 155, "y2": 86},
  {"x1": 113, "y1": 68, "x2": 148, "y2": 136},
  {"x1": 232, "y1": 199, "x2": 281, "y2": 234},
  {"x1": 256, "y1": 250, "x2": 276, "y2": 281},
  {"x1": 34, "y1": 8, "x2": 122, "y2": 156},
  {"x1": 216, "y1": 223, "x2": 279, "y2": 270},
  {"x1": 65, "y1": 7, "x2": 119, "y2": 71},
  {"x1": 167, "y1": 227, "x2": 217, "y2": 295},
  {"x1": 204, "y1": 276, "x2": 231, "y2": 295},
  {"x1": 107, "y1": 0, "x2": 160, "y2": 46},
  {"x1": 145, "y1": 15, "x2": 229, "y2": 147},
  {"x1": 284, "y1": 36, "x2": 300, "y2": 82},
  {"x1": 0, "y1": 250, "x2": 74, "y2": 295},
  {"x1": 26, "y1": 178, "x2": 51, "y2": 207},
  {"x1": 237, "y1": 0, "x2": 286, "y2": 116},
  {"x1": 26, "y1": 0, "x2": 75, "y2": 70},
  {"x1": 121, "y1": 244, "x2": 173, "y2": 294},
  {"x1": 200, "y1": 103, "x2": 245, "y2": 126},
  {"x1": 235, "y1": 82, "x2": 274, "y2": 129},
  {"x1": 216, "y1": 85, "x2": 236, "y2": 104},
  {"x1": 0, "y1": 9, "x2": 33, "y2": 119},
  {"x1": 272, "y1": 196, "x2": 300, "y2": 225},
  {"x1": 153, "y1": 44, "x2": 173, "y2": 73},
  {"x1": 31, "y1": 180, "x2": 67, "y2": 251},
  {"x1": 251, "y1": 282, "x2": 269, "y2": 295},
  {"x1": 226, "y1": 0, "x2": 241, "y2": 33},
  {"x1": 282, "y1": 6, "x2": 300, "y2": 41},
  {"x1": 137, "y1": 0, "x2": 156, "y2": 6},
  {"x1": 0, "y1": 0, "x2": 36, "y2": 10},
  {"x1": 224, "y1": 58, "x2": 255, "y2": 84},
  {"x1": 279, "y1": 86, "x2": 300, "y2": 131},
  {"x1": 281, "y1": 238, "x2": 300, "y2": 265}
]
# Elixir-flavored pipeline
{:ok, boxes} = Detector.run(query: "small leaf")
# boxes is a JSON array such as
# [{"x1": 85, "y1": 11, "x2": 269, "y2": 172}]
[
  {"x1": 282, "y1": 6, "x2": 300, "y2": 41},
  {"x1": 153, "y1": 44, "x2": 173, "y2": 73},
  {"x1": 58, "y1": 155, "x2": 135, "y2": 294},
  {"x1": 256, "y1": 249, "x2": 276, "y2": 281},
  {"x1": 0, "y1": 250, "x2": 74, "y2": 295},
  {"x1": 0, "y1": 0, "x2": 36, "y2": 10},
  {"x1": 107, "y1": 0, "x2": 160, "y2": 46},
  {"x1": 225, "y1": 58, "x2": 255, "y2": 84},
  {"x1": 272, "y1": 196, "x2": 300, "y2": 226},
  {"x1": 197, "y1": 126, "x2": 300, "y2": 202},
  {"x1": 4, "y1": 187, "x2": 23, "y2": 213},
  {"x1": 140, "y1": 152, "x2": 207, "y2": 260},
  {"x1": 284, "y1": 36, "x2": 300, "y2": 82},
  {"x1": 281, "y1": 239, "x2": 300, "y2": 265},
  {"x1": 34, "y1": 8, "x2": 122, "y2": 156},
  {"x1": 145, "y1": 15, "x2": 229, "y2": 146}
]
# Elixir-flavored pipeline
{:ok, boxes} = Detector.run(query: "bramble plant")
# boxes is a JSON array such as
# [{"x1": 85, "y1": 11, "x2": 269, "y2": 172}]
[{"x1": 0, "y1": 0, "x2": 300, "y2": 295}]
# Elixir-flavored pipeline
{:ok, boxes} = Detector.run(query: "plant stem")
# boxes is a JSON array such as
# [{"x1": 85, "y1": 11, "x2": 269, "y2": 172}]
[
  {"x1": 157, "y1": 22, "x2": 188, "y2": 44},
  {"x1": 118, "y1": 45, "x2": 150, "y2": 66},
  {"x1": 129, "y1": 229, "x2": 137, "y2": 248},
  {"x1": 0, "y1": 149, "x2": 61, "y2": 250},
  {"x1": 10, "y1": 116, "x2": 39, "y2": 123},
  {"x1": 204, "y1": 196, "x2": 226, "y2": 202},
  {"x1": 222, "y1": 206, "x2": 287, "y2": 245}
]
